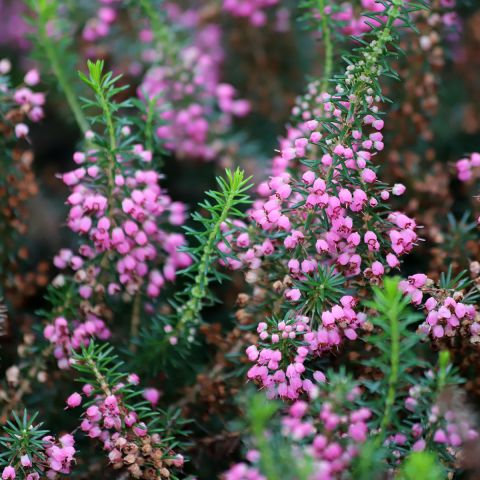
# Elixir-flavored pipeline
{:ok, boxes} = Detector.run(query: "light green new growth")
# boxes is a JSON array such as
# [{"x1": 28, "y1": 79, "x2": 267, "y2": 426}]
[
  {"x1": 374, "y1": 277, "x2": 403, "y2": 440},
  {"x1": 79, "y1": 60, "x2": 120, "y2": 197},
  {"x1": 176, "y1": 168, "x2": 252, "y2": 334},
  {"x1": 397, "y1": 451, "x2": 446, "y2": 480},
  {"x1": 436, "y1": 350, "x2": 450, "y2": 393},
  {"x1": 248, "y1": 395, "x2": 281, "y2": 480}
]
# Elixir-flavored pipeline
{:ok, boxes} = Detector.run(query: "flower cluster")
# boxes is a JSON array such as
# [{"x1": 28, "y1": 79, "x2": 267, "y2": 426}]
[
  {"x1": 391, "y1": 364, "x2": 480, "y2": 462},
  {"x1": 82, "y1": 0, "x2": 120, "y2": 42},
  {"x1": 70, "y1": 344, "x2": 184, "y2": 479},
  {"x1": 0, "y1": 2, "x2": 31, "y2": 50},
  {"x1": 57, "y1": 141, "x2": 191, "y2": 298},
  {"x1": 139, "y1": 4, "x2": 250, "y2": 162},
  {"x1": 456, "y1": 152, "x2": 480, "y2": 182},
  {"x1": 314, "y1": 0, "x2": 386, "y2": 37},
  {"x1": 283, "y1": 402, "x2": 371, "y2": 479},
  {"x1": 399, "y1": 274, "x2": 480, "y2": 341},
  {"x1": 224, "y1": 462, "x2": 265, "y2": 480},
  {"x1": 44, "y1": 315, "x2": 111, "y2": 369},
  {"x1": 419, "y1": 294, "x2": 477, "y2": 340},
  {"x1": 3, "y1": 66, "x2": 44, "y2": 126},
  {"x1": 1, "y1": 435, "x2": 76, "y2": 479},
  {"x1": 245, "y1": 299, "x2": 363, "y2": 400},
  {"x1": 0, "y1": 61, "x2": 43, "y2": 296},
  {"x1": 397, "y1": 398, "x2": 478, "y2": 454},
  {"x1": 222, "y1": 0, "x2": 279, "y2": 27},
  {"x1": 225, "y1": 382, "x2": 371, "y2": 480},
  {"x1": 318, "y1": 0, "x2": 458, "y2": 40}
]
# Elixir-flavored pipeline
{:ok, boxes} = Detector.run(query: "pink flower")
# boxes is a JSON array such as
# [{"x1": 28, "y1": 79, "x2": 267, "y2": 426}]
[
  {"x1": 24, "y1": 69, "x2": 40, "y2": 86},
  {"x1": 285, "y1": 288, "x2": 301, "y2": 302},
  {"x1": 361, "y1": 168, "x2": 376, "y2": 183},
  {"x1": 392, "y1": 183, "x2": 406, "y2": 196},
  {"x1": 15, "y1": 123, "x2": 29, "y2": 138},
  {"x1": 371, "y1": 261, "x2": 384, "y2": 276},
  {"x1": 412, "y1": 438, "x2": 426, "y2": 451},
  {"x1": 433, "y1": 429, "x2": 447, "y2": 443},
  {"x1": 143, "y1": 387, "x2": 161, "y2": 407},
  {"x1": 66, "y1": 392, "x2": 82, "y2": 408},
  {"x1": 2, "y1": 467, "x2": 15, "y2": 480}
]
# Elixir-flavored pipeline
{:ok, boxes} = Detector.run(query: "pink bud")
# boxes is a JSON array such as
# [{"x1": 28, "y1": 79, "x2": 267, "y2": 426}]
[{"x1": 433, "y1": 429, "x2": 447, "y2": 443}]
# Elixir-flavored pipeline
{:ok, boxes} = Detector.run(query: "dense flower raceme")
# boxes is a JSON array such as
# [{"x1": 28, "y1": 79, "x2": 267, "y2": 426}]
[
  {"x1": 219, "y1": 58, "x2": 420, "y2": 399},
  {"x1": 386, "y1": 364, "x2": 480, "y2": 461},
  {"x1": 55, "y1": 140, "x2": 191, "y2": 299},
  {"x1": 398, "y1": 393, "x2": 479, "y2": 456},
  {"x1": 318, "y1": 0, "x2": 387, "y2": 37},
  {"x1": 1, "y1": 433, "x2": 76, "y2": 479},
  {"x1": 0, "y1": 1, "x2": 31, "y2": 49},
  {"x1": 139, "y1": 3, "x2": 250, "y2": 162},
  {"x1": 222, "y1": 0, "x2": 279, "y2": 27},
  {"x1": 225, "y1": 386, "x2": 372, "y2": 480}
]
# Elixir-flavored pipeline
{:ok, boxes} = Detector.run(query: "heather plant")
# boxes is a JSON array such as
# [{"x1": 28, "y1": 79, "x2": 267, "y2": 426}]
[
  {"x1": 137, "y1": 0, "x2": 251, "y2": 165},
  {"x1": 1, "y1": 0, "x2": 480, "y2": 478},
  {"x1": 225, "y1": 0, "x2": 423, "y2": 401}
]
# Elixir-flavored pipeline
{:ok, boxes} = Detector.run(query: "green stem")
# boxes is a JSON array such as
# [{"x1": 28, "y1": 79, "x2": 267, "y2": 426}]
[
  {"x1": 35, "y1": 0, "x2": 89, "y2": 135},
  {"x1": 318, "y1": 0, "x2": 333, "y2": 93},
  {"x1": 145, "y1": 96, "x2": 157, "y2": 155},
  {"x1": 130, "y1": 292, "x2": 142, "y2": 352},
  {"x1": 94, "y1": 84, "x2": 117, "y2": 200},
  {"x1": 436, "y1": 350, "x2": 450, "y2": 393},
  {"x1": 85, "y1": 354, "x2": 113, "y2": 396},
  {"x1": 379, "y1": 304, "x2": 400, "y2": 440}
]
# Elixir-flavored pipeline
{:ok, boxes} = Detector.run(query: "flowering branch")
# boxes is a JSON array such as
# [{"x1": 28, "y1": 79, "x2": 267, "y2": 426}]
[{"x1": 70, "y1": 342, "x2": 186, "y2": 479}]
